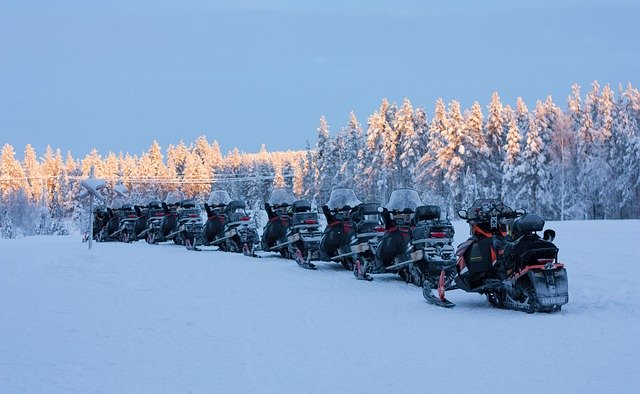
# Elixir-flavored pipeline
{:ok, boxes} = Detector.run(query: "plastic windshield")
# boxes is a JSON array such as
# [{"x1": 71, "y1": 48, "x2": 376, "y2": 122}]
[
  {"x1": 110, "y1": 198, "x2": 125, "y2": 209},
  {"x1": 207, "y1": 190, "x2": 232, "y2": 206},
  {"x1": 165, "y1": 191, "x2": 185, "y2": 205},
  {"x1": 326, "y1": 188, "x2": 362, "y2": 210},
  {"x1": 466, "y1": 199, "x2": 513, "y2": 220},
  {"x1": 384, "y1": 189, "x2": 423, "y2": 211},
  {"x1": 268, "y1": 189, "x2": 296, "y2": 206}
]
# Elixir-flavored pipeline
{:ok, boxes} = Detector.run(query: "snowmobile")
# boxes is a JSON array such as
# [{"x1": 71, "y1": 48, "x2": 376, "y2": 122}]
[
  {"x1": 193, "y1": 190, "x2": 233, "y2": 249},
  {"x1": 111, "y1": 203, "x2": 138, "y2": 243},
  {"x1": 261, "y1": 188, "x2": 296, "y2": 258},
  {"x1": 318, "y1": 188, "x2": 362, "y2": 270},
  {"x1": 324, "y1": 202, "x2": 383, "y2": 271},
  {"x1": 134, "y1": 200, "x2": 164, "y2": 241},
  {"x1": 98, "y1": 198, "x2": 127, "y2": 242},
  {"x1": 424, "y1": 199, "x2": 569, "y2": 312},
  {"x1": 211, "y1": 199, "x2": 259, "y2": 256},
  {"x1": 353, "y1": 189, "x2": 424, "y2": 281},
  {"x1": 286, "y1": 199, "x2": 324, "y2": 269},
  {"x1": 406, "y1": 205, "x2": 456, "y2": 289},
  {"x1": 92, "y1": 207, "x2": 109, "y2": 241},
  {"x1": 174, "y1": 199, "x2": 204, "y2": 249},
  {"x1": 145, "y1": 192, "x2": 182, "y2": 244}
]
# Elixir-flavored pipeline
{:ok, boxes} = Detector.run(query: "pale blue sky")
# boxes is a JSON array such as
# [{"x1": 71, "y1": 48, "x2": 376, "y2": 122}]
[{"x1": 1, "y1": 0, "x2": 638, "y2": 157}]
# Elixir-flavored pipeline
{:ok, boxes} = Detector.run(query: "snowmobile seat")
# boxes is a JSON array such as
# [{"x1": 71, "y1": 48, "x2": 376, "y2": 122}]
[{"x1": 415, "y1": 205, "x2": 441, "y2": 222}]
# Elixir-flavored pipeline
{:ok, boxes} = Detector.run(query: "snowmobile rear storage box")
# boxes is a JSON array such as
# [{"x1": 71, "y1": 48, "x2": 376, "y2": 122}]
[{"x1": 512, "y1": 213, "x2": 545, "y2": 233}]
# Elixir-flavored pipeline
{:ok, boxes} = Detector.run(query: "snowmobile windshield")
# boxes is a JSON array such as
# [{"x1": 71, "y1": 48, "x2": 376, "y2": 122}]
[
  {"x1": 180, "y1": 199, "x2": 198, "y2": 209},
  {"x1": 110, "y1": 198, "x2": 125, "y2": 209},
  {"x1": 384, "y1": 189, "x2": 423, "y2": 212},
  {"x1": 147, "y1": 200, "x2": 162, "y2": 209},
  {"x1": 227, "y1": 200, "x2": 246, "y2": 211},
  {"x1": 268, "y1": 188, "x2": 296, "y2": 206},
  {"x1": 326, "y1": 188, "x2": 362, "y2": 210},
  {"x1": 165, "y1": 191, "x2": 184, "y2": 205},
  {"x1": 292, "y1": 200, "x2": 312, "y2": 213},
  {"x1": 466, "y1": 199, "x2": 513, "y2": 221},
  {"x1": 207, "y1": 190, "x2": 232, "y2": 206}
]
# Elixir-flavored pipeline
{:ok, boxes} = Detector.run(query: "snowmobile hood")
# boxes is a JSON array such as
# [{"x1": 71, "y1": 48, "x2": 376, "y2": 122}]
[
  {"x1": 208, "y1": 190, "x2": 232, "y2": 206},
  {"x1": 384, "y1": 189, "x2": 423, "y2": 212},
  {"x1": 268, "y1": 188, "x2": 296, "y2": 206},
  {"x1": 326, "y1": 188, "x2": 362, "y2": 210}
]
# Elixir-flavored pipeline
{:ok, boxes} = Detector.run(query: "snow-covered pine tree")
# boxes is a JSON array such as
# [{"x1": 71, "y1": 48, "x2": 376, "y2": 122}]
[
  {"x1": 482, "y1": 91, "x2": 505, "y2": 197},
  {"x1": 415, "y1": 98, "x2": 447, "y2": 204},
  {"x1": 338, "y1": 112, "x2": 362, "y2": 191},
  {"x1": 23, "y1": 144, "x2": 42, "y2": 203},
  {"x1": 501, "y1": 105, "x2": 522, "y2": 207},
  {"x1": 362, "y1": 107, "x2": 388, "y2": 203},
  {"x1": 463, "y1": 101, "x2": 488, "y2": 185},
  {"x1": 0, "y1": 144, "x2": 27, "y2": 200},
  {"x1": 314, "y1": 116, "x2": 337, "y2": 204},
  {"x1": 303, "y1": 141, "x2": 317, "y2": 200},
  {"x1": 395, "y1": 98, "x2": 420, "y2": 189},
  {"x1": 440, "y1": 100, "x2": 466, "y2": 211}
]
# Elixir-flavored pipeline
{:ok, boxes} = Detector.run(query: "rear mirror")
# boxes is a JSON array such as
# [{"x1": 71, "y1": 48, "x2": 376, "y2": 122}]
[
  {"x1": 515, "y1": 208, "x2": 526, "y2": 215},
  {"x1": 543, "y1": 229, "x2": 556, "y2": 242},
  {"x1": 457, "y1": 210, "x2": 468, "y2": 220}
]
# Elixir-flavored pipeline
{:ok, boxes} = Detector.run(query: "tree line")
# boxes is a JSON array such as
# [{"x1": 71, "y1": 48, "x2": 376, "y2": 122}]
[{"x1": 0, "y1": 81, "x2": 638, "y2": 237}]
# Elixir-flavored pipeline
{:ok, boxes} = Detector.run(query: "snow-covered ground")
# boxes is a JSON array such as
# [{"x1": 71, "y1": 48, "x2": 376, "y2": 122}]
[{"x1": 1, "y1": 220, "x2": 639, "y2": 393}]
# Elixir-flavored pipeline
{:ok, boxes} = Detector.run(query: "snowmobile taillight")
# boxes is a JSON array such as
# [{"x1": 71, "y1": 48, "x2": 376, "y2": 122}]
[
  {"x1": 430, "y1": 231, "x2": 447, "y2": 238},
  {"x1": 537, "y1": 258, "x2": 555, "y2": 264},
  {"x1": 240, "y1": 216, "x2": 251, "y2": 221},
  {"x1": 374, "y1": 226, "x2": 386, "y2": 232},
  {"x1": 304, "y1": 219, "x2": 318, "y2": 224},
  {"x1": 155, "y1": 212, "x2": 164, "y2": 216},
  {"x1": 188, "y1": 214, "x2": 199, "y2": 218},
  {"x1": 127, "y1": 214, "x2": 137, "y2": 218}
]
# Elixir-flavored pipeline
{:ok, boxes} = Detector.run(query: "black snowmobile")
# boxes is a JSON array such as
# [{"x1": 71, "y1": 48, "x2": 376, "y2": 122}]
[
  {"x1": 134, "y1": 200, "x2": 164, "y2": 241},
  {"x1": 286, "y1": 199, "x2": 323, "y2": 269},
  {"x1": 145, "y1": 193, "x2": 181, "y2": 244},
  {"x1": 92, "y1": 207, "x2": 110, "y2": 242},
  {"x1": 261, "y1": 188, "x2": 296, "y2": 258},
  {"x1": 98, "y1": 198, "x2": 128, "y2": 242},
  {"x1": 406, "y1": 205, "x2": 456, "y2": 289},
  {"x1": 191, "y1": 190, "x2": 233, "y2": 249},
  {"x1": 318, "y1": 188, "x2": 362, "y2": 270},
  {"x1": 112, "y1": 203, "x2": 138, "y2": 243},
  {"x1": 424, "y1": 199, "x2": 569, "y2": 312},
  {"x1": 326, "y1": 202, "x2": 383, "y2": 271},
  {"x1": 210, "y1": 200, "x2": 260, "y2": 256},
  {"x1": 174, "y1": 199, "x2": 204, "y2": 249},
  {"x1": 353, "y1": 189, "x2": 424, "y2": 281}
]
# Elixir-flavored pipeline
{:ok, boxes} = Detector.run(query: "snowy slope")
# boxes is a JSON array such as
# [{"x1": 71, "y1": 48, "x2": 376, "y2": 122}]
[{"x1": 1, "y1": 220, "x2": 639, "y2": 393}]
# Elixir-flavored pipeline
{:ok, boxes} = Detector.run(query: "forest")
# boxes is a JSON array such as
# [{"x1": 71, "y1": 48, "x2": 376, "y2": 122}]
[{"x1": 0, "y1": 81, "x2": 638, "y2": 237}]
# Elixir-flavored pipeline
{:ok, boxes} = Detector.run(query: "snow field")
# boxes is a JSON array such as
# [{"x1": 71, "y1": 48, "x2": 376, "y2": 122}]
[{"x1": 1, "y1": 220, "x2": 639, "y2": 393}]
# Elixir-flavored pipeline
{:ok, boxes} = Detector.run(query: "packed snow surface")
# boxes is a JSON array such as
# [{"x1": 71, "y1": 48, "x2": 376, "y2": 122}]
[{"x1": 1, "y1": 220, "x2": 639, "y2": 393}]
